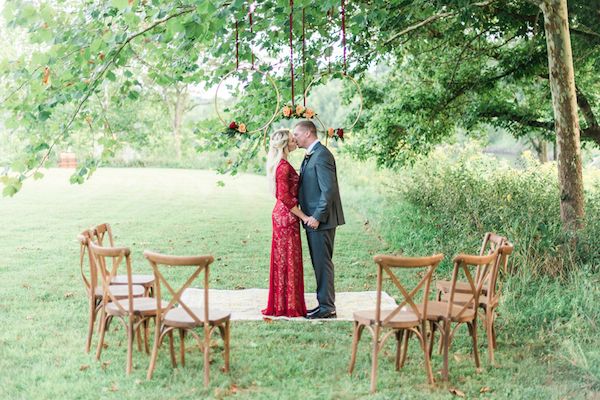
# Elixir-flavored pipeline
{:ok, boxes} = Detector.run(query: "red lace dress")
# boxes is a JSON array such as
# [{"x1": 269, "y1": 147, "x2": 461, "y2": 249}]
[{"x1": 262, "y1": 159, "x2": 307, "y2": 317}]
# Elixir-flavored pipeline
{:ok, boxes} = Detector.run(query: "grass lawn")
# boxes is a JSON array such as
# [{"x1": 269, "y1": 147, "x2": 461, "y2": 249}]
[{"x1": 0, "y1": 167, "x2": 595, "y2": 399}]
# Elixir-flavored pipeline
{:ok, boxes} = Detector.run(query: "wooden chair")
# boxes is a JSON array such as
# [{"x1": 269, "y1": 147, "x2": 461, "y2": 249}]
[
  {"x1": 440, "y1": 243, "x2": 514, "y2": 365},
  {"x1": 89, "y1": 242, "x2": 164, "y2": 375},
  {"x1": 78, "y1": 230, "x2": 145, "y2": 353},
  {"x1": 348, "y1": 253, "x2": 444, "y2": 393},
  {"x1": 436, "y1": 232, "x2": 506, "y2": 297},
  {"x1": 144, "y1": 250, "x2": 231, "y2": 385},
  {"x1": 423, "y1": 249, "x2": 500, "y2": 381},
  {"x1": 93, "y1": 223, "x2": 155, "y2": 296}
]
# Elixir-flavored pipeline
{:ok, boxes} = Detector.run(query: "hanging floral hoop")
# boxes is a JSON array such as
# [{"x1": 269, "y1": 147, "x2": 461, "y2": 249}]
[
  {"x1": 214, "y1": 66, "x2": 281, "y2": 135},
  {"x1": 303, "y1": 72, "x2": 363, "y2": 143}
]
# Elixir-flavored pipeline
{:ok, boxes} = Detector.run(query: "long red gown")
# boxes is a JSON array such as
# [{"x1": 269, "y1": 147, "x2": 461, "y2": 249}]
[{"x1": 262, "y1": 159, "x2": 307, "y2": 317}]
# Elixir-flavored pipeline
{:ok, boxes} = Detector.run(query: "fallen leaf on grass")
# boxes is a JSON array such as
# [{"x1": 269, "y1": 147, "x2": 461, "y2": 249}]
[
  {"x1": 230, "y1": 384, "x2": 239, "y2": 394},
  {"x1": 26, "y1": 316, "x2": 33, "y2": 320},
  {"x1": 101, "y1": 361, "x2": 111, "y2": 370},
  {"x1": 22, "y1": 284, "x2": 31, "y2": 289},
  {"x1": 109, "y1": 383, "x2": 118, "y2": 392},
  {"x1": 262, "y1": 317, "x2": 273, "y2": 323},
  {"x1": 64, "y1": 292, "x2": 74, "y2": 298},
  {"x1": 449, "y1": 388, "x2": 465, "y2": 397},
  {"x1": 480, "y1": 386, "x2": 491, "y2": 393},
  {"x1": 79, "y1": 364, "x2": 90, "y2": 371}
]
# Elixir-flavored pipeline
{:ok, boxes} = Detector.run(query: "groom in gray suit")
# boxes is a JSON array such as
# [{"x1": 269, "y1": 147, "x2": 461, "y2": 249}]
[{"x1": 293, "y1": 120, "x2": 345, "y2": 319}]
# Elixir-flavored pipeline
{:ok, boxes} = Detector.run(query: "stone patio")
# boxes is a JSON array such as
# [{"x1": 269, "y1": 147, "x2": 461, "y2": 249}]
[{"x1": 180, "y1": 288, "x2": 399, "y2": 321}]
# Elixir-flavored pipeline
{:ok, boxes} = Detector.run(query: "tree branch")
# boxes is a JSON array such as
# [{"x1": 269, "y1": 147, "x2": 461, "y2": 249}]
[
  {"x1": 30, "y1": 6, "x2": 196, "y2": 176},
  {"x1": 382, "y1": 0, "x2": 499, "y2": 47}
]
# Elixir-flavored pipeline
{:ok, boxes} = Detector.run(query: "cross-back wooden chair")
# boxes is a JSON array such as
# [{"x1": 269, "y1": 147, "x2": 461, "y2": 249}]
[
  {"x1": 78, "y1": 230, "x2": 145, "y2": 353},
  {"x1": 92, "y1": 223, "x2": 155, "y2": 296},
  {"x1": 348, "y1": 253, "x2": 444, "y2": 393},
  {"x1": 440, "y1": 242, "x2": 514, "y2": 365},
  {"x1": 144, "y1": 250, "x2": 231, "y2": 386},
  {"x1": 89, "y1": 242, "x2": 163, "y2": 375},
  {"x1": 424, "y1": 249, "x2": 500, "y2": 381},
  {"x1": 436, "y1": 232, "x2": 506, "y2": 297}
]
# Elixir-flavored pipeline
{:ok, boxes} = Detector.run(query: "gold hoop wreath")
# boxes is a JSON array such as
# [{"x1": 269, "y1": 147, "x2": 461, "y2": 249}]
[
  {"x1": 214, "y1": 66, "x2": 281, "y2": 136},
  {"x1": 303, "y1": 72, "x2": 363, "y2": 145}
]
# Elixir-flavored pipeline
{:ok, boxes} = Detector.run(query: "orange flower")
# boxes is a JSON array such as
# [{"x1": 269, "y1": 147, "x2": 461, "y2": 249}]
[
  {"x1": 327, "y1": 127, "x2": 334, "y2": 137},
  {"x1": 238, "y1": 123, "x2": 247, "y2": 133},
  {"x1": 282, "y1": 106, "x2": 292, "y2": 117},
  {"x1": 295, "y1": 104, "x2": 305, "y2": 116},
  {"x1": 304, "y1": 108, "x2": 315, "y2": 119}
]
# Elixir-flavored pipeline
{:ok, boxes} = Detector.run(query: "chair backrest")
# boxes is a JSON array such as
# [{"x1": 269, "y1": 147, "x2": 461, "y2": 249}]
[
  {"x1": 93, "y1": 223, "x2": 115, "y2": 247},
  {"x1": 445, "y1": 249, "x2": 500, "y2": 320},
  {"x1": 476, "y1": 232, "x2": 507, "y2": 283},
  {"x1": 487, "y1": 242, "x2": 514, "y2": 304},
  {"x1": 89, "y1": 241, "x2": 135, "y2": 314},
  {"x1": 77, "y1": 229, "x2": 97, "y2": 295},
  {"x1": 144, "y1": 250, "x2": 215, "y2": 325},
  {"x1": 372, "y1": 253, "x2": 444, "y2": 325}
]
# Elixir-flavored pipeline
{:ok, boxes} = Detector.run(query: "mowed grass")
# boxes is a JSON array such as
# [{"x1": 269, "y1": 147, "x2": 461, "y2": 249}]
[{"x1": 0, "y1": 167, "x2": 593, "y2": 399}]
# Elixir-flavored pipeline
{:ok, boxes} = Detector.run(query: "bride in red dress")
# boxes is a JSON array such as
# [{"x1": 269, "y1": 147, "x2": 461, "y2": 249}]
[{"x1": 262, "y1": 129, "x2": 309, "y2": 317}]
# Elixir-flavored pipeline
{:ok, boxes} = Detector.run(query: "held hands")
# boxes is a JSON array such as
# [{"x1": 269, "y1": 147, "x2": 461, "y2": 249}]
[{"x1": 306, "y1": 216, "x2": 320, "y2": 229}]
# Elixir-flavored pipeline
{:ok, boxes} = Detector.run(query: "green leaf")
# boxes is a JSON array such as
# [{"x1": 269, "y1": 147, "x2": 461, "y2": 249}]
[
  {"x1": 111, "y1": 0, "x2": 129, "y2": 10},
  {"x1": 33, "y1": 171, "x2": 44, "y2": 180}
]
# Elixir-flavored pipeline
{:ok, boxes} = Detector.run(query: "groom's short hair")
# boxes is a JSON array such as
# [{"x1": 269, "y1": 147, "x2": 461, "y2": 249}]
[{"x1": 296, "y1": 120, "x2": 317, "y2": 137}]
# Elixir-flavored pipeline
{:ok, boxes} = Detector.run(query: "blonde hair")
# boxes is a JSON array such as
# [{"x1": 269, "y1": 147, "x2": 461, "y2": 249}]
[{"x1": 266, "y1": 129, "x2": 291, "y2": 196}]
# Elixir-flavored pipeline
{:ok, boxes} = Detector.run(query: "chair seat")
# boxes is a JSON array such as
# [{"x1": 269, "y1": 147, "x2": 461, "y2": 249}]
[
  {"x1": 436, "y1": 280, "x2": 489, "y2": 295},
  {"x1": 106, "y1": 297, "x2": 166, "y2": 317},
  {"x1": 95, "y1": 284, "x2": 145, "y2": 299},
  {"x1": 417, "y1": 301, "x2": 476, "y2": 323},
  {"x1": 163, "y1": 306, "x2": 231, "y2": 328},
  {"x1": 353, "y1": 309, "x2": 420, "y2": 328},
  {"x1": 440, "y1": 292, "x2": 491, "y2": 307},
  {"x1": 111, "y1": 274, "x2": 155, "y2": 287}
]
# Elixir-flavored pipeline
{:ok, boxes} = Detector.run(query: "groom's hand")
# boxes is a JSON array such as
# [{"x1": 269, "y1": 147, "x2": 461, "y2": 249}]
[{"x1": 307, "y1": 216, "x2": 320, "y2": 229}]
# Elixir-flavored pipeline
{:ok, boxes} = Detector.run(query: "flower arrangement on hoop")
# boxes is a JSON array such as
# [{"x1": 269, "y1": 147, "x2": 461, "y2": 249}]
[
  {"x1": 326, "y1": 127, "x2": 345, "y2": 142},
  {"x1": 281, "y1": 104, "x2": 316, "y2": 120},
  {"x1": 223, "y1": 121, "x2": 248, "y2": 136}
]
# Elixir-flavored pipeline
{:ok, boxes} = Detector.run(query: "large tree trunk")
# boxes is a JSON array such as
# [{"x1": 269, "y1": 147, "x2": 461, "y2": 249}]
[{"x1": 539, "y1": 0, "x2": 585, "y2": 230}]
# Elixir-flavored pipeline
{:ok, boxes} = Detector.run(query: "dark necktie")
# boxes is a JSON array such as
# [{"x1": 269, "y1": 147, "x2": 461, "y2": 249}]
[{"x1": 300, "y1": 153, "x2": 311, "y2": 175}]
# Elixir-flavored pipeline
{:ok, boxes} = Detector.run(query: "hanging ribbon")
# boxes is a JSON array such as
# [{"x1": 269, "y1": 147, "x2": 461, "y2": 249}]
[
  {"x1": 235, "y1": 19, "x2": 239, "y2": 70},
  {"x1": 249, "y1": 9, "x2": 255, "y2": 69},
  {"x1": 289, "y1": 0, "x2": 295, "y2": 106},
  {"x1": 341, "y1": 0, "x2": 346, "y2": 74},
  {"x1": 302, "y1": 8, "x2": 306, "y2": 106}
]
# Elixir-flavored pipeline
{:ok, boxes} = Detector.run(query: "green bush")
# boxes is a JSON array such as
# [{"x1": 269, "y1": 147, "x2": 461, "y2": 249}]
[{"x1": 398, "y1": 143, "x2": 600, "y2": 277}]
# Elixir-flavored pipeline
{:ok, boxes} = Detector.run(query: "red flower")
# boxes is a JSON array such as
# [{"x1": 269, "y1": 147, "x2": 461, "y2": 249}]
[
  {"x1": 229, "y1": 121, "x2": 238, "y2": 129},
  {"x1": 336, "y1": 128, "x2": 344, "y2": 139}
]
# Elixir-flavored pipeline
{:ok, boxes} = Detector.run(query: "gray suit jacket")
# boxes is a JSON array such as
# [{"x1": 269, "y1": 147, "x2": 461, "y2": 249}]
[{"x1": 299, "y1": 142, "x2": 345, "y2": 231}]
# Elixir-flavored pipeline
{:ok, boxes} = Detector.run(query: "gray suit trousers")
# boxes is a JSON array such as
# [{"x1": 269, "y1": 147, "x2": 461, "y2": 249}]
[{"x1": 306, "y1": 228, "x2": 336, "y2": 312}]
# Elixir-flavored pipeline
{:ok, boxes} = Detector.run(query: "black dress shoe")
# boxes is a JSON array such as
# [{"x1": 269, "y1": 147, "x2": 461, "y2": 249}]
[
  {"x1": 307, "y1": 306, "x2": 320, "y2": 315},
  {"x1": 307, "y1": 309, "x2": 336, "y2": 320}
]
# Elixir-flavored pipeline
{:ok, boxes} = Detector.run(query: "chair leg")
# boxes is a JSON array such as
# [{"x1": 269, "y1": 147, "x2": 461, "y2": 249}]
[
  {"x1": 179, "y1": 329, "x2": 186, "y2": 368},
  {"x1": 470, "y1": 320, "x2": 481, "y2": 370},
  {"x1": 491, "y1": 312, "x2": 498, "y2": 349},
  {"x1": 168, "y1": 330, "x2": 177, "y2": 368},
  {"x1": 143, "y1": 319, "x2": 150, "y2": 354},
  {"x1": 485, "y1": 309, "x2": 495, "y2": 365},
  {"x1": 86, "y1": 297, "x2": 97, "y2": 353},
  {"x1": 203, "y1": 327, "x2": 210, "y2": 387},
  {"x1": 428, "y1": 321, "x2": 436, "y2": 359},
  {"x1": 369, "y1": 326, "x2": 380, "y2": 394},
  {"x1": 146, "y1": 321, "x2": 162, "y2": 380},
  {"x1": 223, "y1": 321, "x2": 230, "y2": 373},
  {"x1": 95, "y1": 312, "x2": 108, "y2": 360},
  {"x1": 394, "y1": 331, "x2": 402, "y2": 371},
  {"x1": 348, "y1": 322, "x2": 363, "y2": 374},
  {"x1": 126, "y1": 319, "x2": 134, "y2": 375},
  {"x1": 441, "y1": 320, "x2": 451, "y2": 381},
  {"x1": 419, "y1": 324, "x2": 435, "y2": 385},
  {"x1": 136, "y1": 322, "x2": 143, "y2": 352},
  {"x1": 399, "y1": 330, "x2": 410, "y2": 369}
]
